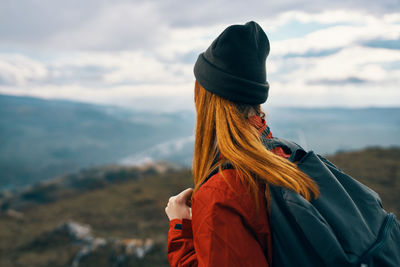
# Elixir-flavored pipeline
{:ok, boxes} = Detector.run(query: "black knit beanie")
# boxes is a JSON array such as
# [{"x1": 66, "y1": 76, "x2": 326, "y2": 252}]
[{"x1": 193, "y1": 21, "x2": 270, "y2": 105}]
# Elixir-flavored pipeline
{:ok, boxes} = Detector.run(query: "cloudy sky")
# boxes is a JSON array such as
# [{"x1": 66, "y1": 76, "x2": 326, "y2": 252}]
[{"x1": 0, "y1": 0, "x2": 399, "y2": 112}]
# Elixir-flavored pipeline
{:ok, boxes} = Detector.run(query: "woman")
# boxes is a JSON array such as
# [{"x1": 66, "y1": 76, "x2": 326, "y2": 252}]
[{"x1": 165, "y1": 21, "x2": 320, "y2": 267}]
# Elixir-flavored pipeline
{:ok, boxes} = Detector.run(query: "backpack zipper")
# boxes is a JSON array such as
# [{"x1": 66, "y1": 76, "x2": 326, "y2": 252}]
[{"x1": 359, "y1": 213, "x2": 396, "y2": 266}]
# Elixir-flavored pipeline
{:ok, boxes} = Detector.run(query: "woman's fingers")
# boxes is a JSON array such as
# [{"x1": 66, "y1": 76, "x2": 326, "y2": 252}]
[
  {"x1": 176, "y1": 188, "x2": 193, "y2": 203},
  {"x1": 166, "y1": 188, "x2": 193, "y2": 211},
  {"x1": 165, "y1": 188, "x2": 194, "y2": 220}
]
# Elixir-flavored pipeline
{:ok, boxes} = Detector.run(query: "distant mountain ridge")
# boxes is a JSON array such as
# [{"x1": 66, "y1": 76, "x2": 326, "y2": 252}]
[
  {"x1": 1, "y1": 93, "x2": 399, "y2": 190},
  {"x1": 266, "y1": 106, "x2": 400, "y2": 153},
  {"x1": 0, "y1": 94, "x2": 194, "y2": 190}
]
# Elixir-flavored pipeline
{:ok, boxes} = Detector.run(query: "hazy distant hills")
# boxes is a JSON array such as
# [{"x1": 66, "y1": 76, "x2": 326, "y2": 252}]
[
  {"x1": 0, "y1": 94, "x2": 194, "y2": 189},
  {"x1": 266, "y1": 107, "x2": 400, "y2": 153},
  {"x1": 1, "y1": 93, "x2": 399, "y2": 190}
]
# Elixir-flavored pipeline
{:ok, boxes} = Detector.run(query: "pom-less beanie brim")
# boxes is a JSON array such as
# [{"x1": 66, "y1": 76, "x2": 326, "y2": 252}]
[{"x1": 194, "y1": 53, "x2": 269, "y2": 105}]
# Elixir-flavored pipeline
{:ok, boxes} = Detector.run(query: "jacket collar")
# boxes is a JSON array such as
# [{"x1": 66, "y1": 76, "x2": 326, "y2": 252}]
[{"x1": 246, "y1": 115, "x2": 273, "y2": 139}]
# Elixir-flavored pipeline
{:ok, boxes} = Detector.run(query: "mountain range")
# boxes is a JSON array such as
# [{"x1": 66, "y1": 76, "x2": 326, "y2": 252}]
[{"x1": 1, "y1": 93, "x2": 399, "y2": 190}]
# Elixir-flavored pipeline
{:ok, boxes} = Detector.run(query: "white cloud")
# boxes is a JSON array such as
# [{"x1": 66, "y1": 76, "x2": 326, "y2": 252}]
[
  {"x1": 265, "y1": 81, "x2": 400, "y2": 107},
  {"x1": 0, "y1": 82, "x2": 194, "y2": 107},
  {"x1": 0, "y1": 54, "x2": 47, "y2": 85},
  {"x1": 101, "y1": 53, "x2": 193, "y2": 84},
  {"x1": 0, "y1": 51, "x2": 193, "y2": 87},
  {"x1": 154, "y1": 24, "x2": 226, "y2": 60},
  {"x1": 268, "y1": 21, "x2": 400, "y2": 56},
  {"x1": 277, "y1": 46, "x2": 400, "y2": 82},
  {"x1": 262, "y1": 9, "x2": 380, "y2": 29},
  {"x1": 45, "y1": 2, "x2": 167, "y2": 51},
  {"x1": 1, "y1": 9, "x2": 400, "y2": 110},
  {"x1": 265, "y1": 44, "x2": 400, "y2": 107}
]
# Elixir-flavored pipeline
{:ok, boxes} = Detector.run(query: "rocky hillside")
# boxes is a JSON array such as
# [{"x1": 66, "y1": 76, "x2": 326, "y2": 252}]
[
  {"x1": 0, "y1": 161, "x2": 192, "y2": 267},
  {"x1": 0, "y1": 147, "x2": 398, "y2": 266}
]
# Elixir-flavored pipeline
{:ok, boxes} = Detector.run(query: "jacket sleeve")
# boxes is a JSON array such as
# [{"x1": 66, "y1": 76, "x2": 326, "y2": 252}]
[
  {"x1": 167, "y1": 218, "x2": 197, "y2": 266},
  {"x1": 167, "y1": 185, "x2": 269, "y2": 267}
]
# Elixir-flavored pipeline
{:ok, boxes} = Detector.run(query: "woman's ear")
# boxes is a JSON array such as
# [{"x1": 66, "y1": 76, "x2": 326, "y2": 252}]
[{"x1": 247, "y1": 107, "x2": 257, "y2": 117}]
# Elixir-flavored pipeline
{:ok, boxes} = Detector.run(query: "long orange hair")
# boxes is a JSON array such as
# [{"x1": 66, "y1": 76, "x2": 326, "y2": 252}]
[{"x1": 192, "y1": 80, "x2": 320, "y2": 212}]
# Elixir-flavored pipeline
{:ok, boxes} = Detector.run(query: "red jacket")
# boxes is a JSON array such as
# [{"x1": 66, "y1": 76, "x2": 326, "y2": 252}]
[{"x1": 167, "y1": 115, "x2": 290, "y2": 266}]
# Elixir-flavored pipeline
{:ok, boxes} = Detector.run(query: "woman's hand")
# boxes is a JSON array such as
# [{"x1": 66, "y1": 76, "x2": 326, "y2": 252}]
[{"x1": 165, "y1": 188, "x2": 193, "y2": 221}]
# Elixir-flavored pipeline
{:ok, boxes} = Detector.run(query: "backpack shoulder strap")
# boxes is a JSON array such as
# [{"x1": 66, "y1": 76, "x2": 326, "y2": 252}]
[
  {"x1": 261, "y1": 137, "x2": 306, "y2": 163},
  {"x1": 200, "y1": 137, "x2": 304, "y2": 188},
  {"x1": 200, "y1": 162, "x2": 234, "y2": 187},
  {"x1": 200, "y1": 135, "x2": 308, "y2": 188}
]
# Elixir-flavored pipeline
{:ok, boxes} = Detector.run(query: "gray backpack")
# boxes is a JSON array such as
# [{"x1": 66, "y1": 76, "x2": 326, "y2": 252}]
[{"x1": 262, "y1": 137, "x2": 400, "y2": 267}]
